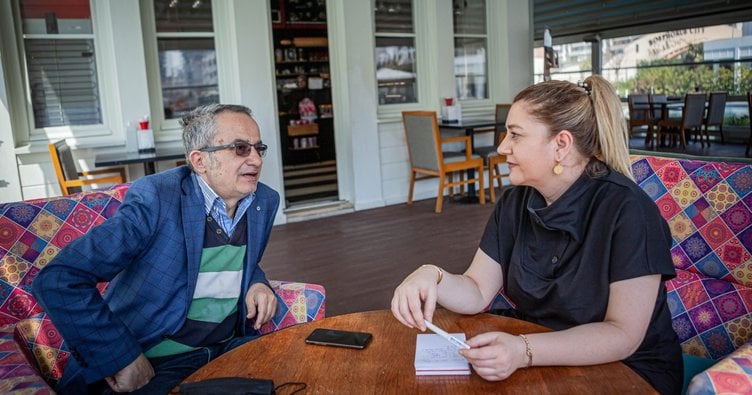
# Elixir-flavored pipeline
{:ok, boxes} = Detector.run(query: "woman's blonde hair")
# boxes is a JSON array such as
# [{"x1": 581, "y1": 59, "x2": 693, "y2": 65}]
[{"x1": 512, "y1": 75, "x2": 633, "y2": 181}]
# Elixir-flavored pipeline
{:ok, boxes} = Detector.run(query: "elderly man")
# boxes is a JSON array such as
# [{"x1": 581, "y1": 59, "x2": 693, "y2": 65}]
[{"x1": 33, "y1": 104, "x2": 279, "y2": 393}]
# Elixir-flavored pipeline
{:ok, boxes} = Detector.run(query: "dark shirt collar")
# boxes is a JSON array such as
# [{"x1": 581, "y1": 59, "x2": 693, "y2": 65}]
[{"x1": 526, "y1": 167, "x2": 611, "y2": 243}]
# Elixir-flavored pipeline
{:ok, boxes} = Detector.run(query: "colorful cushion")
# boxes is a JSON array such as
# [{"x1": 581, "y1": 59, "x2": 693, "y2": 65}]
[
  {"x1": 0, "y1": 324, "x2": 54, "y2": 394},
  {"x1": 0, "y1": 185, "x2": 129, "y2": 387},
  {"x1": 13, "y1": 314, "x2": 69, "y2": 388},
  {"x1": 0, "y1": 185, "x2": 130, "y2": 327},
  {"x1": 259, "y1": 280, "x2": 326, "y2": 335},
  {"x1": 631, "y1": 156, "x2": 752, "y2": 288},
  {"x1": 687, "y1": 340, "x2": 752, "y2": 395},
  {"x1": 666, "y1": 269, "x2": 752, "y2": 358},
  {"x1": 632, "y1": 155, "x2": 752, "y2": 360}
]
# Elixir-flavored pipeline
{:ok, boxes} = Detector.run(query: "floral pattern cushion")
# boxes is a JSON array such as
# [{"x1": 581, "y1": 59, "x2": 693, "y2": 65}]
[
  {"x1": 0, "y1": 185, "x2": 129, "y2": 389},
  {"x1": 0, "y1": 323, "x2": 55, "y2": 394},
  {"x1": 631, "y1": 155, "x2": 752, "y2": 360},
  {"x1": 687, "y1": 340, "x2": 752, "y2": 395},
  {"x1": 260, "y1": 280, "x2": 325, "y2": 334},
  {"x1": 0, "y1": 185, "x2": 129, "y2": 328}
]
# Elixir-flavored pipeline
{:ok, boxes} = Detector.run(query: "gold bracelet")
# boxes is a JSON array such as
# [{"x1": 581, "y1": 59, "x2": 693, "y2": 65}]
[
  {"x1": 519, "y1": 334, "x2": 533, "y2": 367},
  {"x1": 420, "y1": 264, "x2": 443, "y2": 284}
]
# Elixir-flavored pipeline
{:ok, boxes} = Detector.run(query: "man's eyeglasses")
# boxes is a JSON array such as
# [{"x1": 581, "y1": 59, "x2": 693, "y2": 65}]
[{"x1": 198, "y1": 141, "x2": 268, "y2": 158}]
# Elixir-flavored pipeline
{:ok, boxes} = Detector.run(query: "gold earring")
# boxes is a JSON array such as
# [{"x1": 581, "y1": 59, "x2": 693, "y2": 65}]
[{"x1": 553, "y1": 162, "x2": 564, "y2": 175}]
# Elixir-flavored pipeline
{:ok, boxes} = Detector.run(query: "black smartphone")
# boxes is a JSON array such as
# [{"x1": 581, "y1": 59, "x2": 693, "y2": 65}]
[{"x1": 305, "y1": 328, "x2": 373, "y2": 349}]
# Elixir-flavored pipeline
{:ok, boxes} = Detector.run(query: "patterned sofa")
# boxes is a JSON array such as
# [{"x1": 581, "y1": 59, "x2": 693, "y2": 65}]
[
  {"x1": 0, "y1": 184, "x2": 326, "y2": 394},
  {"x1": 490, "y1": 154, "x2": 752, "y2": 394},
  {"x1": 630, "y1": 154, "x2": 752, "y2": 394}
]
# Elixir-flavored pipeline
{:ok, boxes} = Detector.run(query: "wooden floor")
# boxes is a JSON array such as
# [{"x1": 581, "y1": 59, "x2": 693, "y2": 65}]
[
  {"x1": 629, "y1": 132, "x2": 751, "y2": 159},
  {"x1": 262, "y1": 196, "x2": 495, "y2": 317}
]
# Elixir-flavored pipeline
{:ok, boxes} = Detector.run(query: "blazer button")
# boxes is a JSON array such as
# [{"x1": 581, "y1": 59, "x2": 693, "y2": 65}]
[
  {"x1": 256, "y1": 206, "x2": 261, "y2": 211},
  {"x1": 551, "y1": 256, "x2": 559, "y2": 264}
]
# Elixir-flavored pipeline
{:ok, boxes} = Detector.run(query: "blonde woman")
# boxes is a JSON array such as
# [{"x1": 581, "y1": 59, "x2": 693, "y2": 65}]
[{"x1": 392, "y1": 76, "x2": 681, "y2": 394}]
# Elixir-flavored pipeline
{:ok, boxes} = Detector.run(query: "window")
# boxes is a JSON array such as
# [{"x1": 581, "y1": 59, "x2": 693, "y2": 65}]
[
  {"x1": 533, "y1": 41, "x2": 593, "y2": 84},
  {"x1": 19, "y1": 0, "x2": 102, "y2": 129},
  {"x1": 374, "y1": 0, "x2": 417, "y2": 105},
  {"x1": 599, "y1": 22, "x2": 752, "y2": 96},
  {"x1": 152, "y1": 0, "x2": 217, "y2": 121},
  {"x1": 452, "y1": 0, "x2": 487, "y2": 100}
]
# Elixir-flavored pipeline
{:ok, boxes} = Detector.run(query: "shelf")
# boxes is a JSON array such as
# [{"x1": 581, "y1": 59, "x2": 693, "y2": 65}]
[
  {"x1": 276, "y1": 72, "x2": 329, "y2": 77},
  {"x1": 277, "y1": 87, "x2": 330, "y2": 92},
  {"x1": 288, "y1": 123, "x2": 319, "y2": 136},
  {"x1": 275, "y1": 59, "x2": 329, "y2": 64},
  {"x1": 289, "y1": 146, "x2": 319, "y2": 151}
]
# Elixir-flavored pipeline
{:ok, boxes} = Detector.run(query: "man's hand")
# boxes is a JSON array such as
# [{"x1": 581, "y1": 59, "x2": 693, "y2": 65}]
[
  {"x1": 245, "y1": 283, "x2": 277, "y2": 330},
  {"x1": 105, "y1": 353, "x2": 154, "y2": 393}
]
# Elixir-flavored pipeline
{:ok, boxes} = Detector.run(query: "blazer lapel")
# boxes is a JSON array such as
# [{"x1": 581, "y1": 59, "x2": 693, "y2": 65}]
[{"x1": 181, "y1": 174, "x2": 205, "y2": 300}]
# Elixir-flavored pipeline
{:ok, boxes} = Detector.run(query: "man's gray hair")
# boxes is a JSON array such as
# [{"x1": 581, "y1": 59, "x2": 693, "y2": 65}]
[{"x1": 181, "y1": 104, "x2": 254, "y2": 155}]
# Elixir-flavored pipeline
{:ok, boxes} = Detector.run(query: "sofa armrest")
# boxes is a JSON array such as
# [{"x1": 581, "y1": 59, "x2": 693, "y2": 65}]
[
  {"x1": 687, "y1": 340, "x2": 752, "y2": 395},
  {"x1": 0, "y1": 324, "x2": 54, "y2": 394},
  {"x1": 258, "y1": 280, "x2": 326, "y2": 335}
]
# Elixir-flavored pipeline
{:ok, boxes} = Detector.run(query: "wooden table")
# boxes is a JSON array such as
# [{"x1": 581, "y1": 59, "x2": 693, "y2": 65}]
[
  {"x1": 439, "y1": 119, "x2": 500, "y2": 202},
  {"x1": 180, "y1": 310, "x2": 656, "y2": 394}
]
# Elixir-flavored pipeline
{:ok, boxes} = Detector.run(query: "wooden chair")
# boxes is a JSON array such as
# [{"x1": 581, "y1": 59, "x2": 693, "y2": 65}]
[
  {"x1": 627, "y1": 94, "x2": 653, "y2": 141},
  {"x1": 48, "y1": 140, "x2": 126, "y2": 195},
  {"x1": 701, "y1": 91, "x2": 727, "y2": 146},
  {"x1": 402, "y1": 111, "x2": 485, "y2": 213},
  {"x1": 747, "y1": 92, "x2": 752, "y2": 157},
  {"x1": 656, "y1": 94, "x2": 706, "y2": 150},
  {"x1": 474, "y1": 104, "x2": 511, "y2": 203},
  {"x1": 649, "y1": 94, "x2": 668, "y2": 121}
]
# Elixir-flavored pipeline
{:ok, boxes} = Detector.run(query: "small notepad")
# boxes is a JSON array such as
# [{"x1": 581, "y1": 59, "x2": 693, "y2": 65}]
[{"x1": 414, "y1": 333, "x2": 471, "y2": 376}]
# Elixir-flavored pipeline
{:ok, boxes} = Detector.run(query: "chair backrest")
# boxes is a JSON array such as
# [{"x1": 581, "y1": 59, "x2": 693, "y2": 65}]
[
  {"x1": 682, "y1": 93, "x2": 706, "y2": 129},
  {"x1": 705, "y1": 91, "x2": 727, "y2": 126},
  {"x1": 628, "y1": 94, "x2": 651, "y2": 123},
  {"x1": 649, "y1": 94, "x2": 668, "y2": 120},
  {"x1": 49, "y1": 140, "x2": 82, "y2": 194},
  {"x1": 494, "y1": 104, "x2": 511, "y2": 145},
  {"x1": 402, "y1": 111, "x2": 441, "y2": 172}
]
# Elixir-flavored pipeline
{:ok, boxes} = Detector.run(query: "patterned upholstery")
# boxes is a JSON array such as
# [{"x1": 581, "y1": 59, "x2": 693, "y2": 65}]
[
  {"x1": 687, "y1": 341, "x2": 752, "y2": 395},
  {"x1": 260, "y1": 280, "x2": 326, "y2": 335},
  {"x1": 0, "y1": 185, "x2": 129, "y2": 327},
  {"x1": 631, "y1": 155, "x2": 752, "y2": 359},
  {"x1": 0, "y1": 184, "x2": 326, "y2": 392},
  {"x1": 0, "y1": 324, "x2": 53, "y2": 394}
]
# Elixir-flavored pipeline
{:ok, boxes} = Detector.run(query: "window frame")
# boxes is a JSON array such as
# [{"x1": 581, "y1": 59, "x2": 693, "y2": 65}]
[
  {"x1": 141, "y1": 0, "x2": 222, "y2": 139},
  {"x1": 374, "y1": 0, "x2": 426, "y2": 118},
  {"x1": 10, "y1": 0, "x2": 118, "y2": 143},
  {"x1": 452, "y1": 0, "x2": 490, "y2": 102}
]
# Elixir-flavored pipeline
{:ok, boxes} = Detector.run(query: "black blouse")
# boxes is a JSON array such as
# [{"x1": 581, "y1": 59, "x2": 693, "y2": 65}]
[{"x1": 479, "y1": 165, "x2": 682, "y2": 394}]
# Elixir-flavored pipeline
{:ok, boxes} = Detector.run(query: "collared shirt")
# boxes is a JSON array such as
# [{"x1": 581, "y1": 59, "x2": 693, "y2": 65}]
[
  {"x1": 193, "y1": 172, "x2": 254, "y2": 236},
  {"x1": 479, "y1": 165, "x2": 681, "y2": 394}
]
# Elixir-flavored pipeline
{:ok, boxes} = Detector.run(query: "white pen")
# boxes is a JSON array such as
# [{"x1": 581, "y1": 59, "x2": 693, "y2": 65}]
[{"x1": 424, "y1": 319, "x2": 471, "y2": 349}]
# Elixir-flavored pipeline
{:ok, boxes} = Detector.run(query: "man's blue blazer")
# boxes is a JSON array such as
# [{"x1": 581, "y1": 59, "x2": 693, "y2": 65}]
[{"x1": 32, "y1": 166, "x2": 280, "y2": 385}]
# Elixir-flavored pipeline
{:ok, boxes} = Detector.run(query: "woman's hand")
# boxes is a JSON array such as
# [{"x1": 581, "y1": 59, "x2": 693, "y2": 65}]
[
  {"x1": 460, "y1": 332, "x2": 528, "y2": 381},
  {"x1": 391, "y1": 265, "x2": 441, "y2": 330}
]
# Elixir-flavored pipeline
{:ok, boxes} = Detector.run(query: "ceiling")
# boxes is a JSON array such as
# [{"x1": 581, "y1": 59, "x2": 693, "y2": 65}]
[{"x1": 534, "y1": 0, "x2": 752, "y2": 44}]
